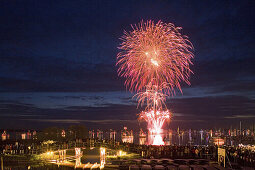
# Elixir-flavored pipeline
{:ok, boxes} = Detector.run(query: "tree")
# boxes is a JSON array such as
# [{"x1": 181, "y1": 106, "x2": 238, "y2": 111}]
[
  {"x1": 37, "y1": 127, "x2": 62, "y2": 141},
  {"x1": 68, "y1": 125, "x2": 88, "y2": 140}
]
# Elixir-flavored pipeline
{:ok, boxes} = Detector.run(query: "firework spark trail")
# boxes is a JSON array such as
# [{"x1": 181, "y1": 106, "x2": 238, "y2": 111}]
[
  {"x1": 139, "y1": 110, "x2": 170, "y2": 133},
  {"x1": 117, "y1": 20, "x2": 193, "y2": 145},
  {"x1": 134, "y1": 82, "x2": 171, "y2": 111},
  {"x1": 139, "y1": 109, "x2": 171, "y2": 145}
]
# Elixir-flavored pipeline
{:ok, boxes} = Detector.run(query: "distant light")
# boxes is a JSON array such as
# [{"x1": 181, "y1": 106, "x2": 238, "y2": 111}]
[
  {"x1": 118, "y1": 150, "x2": 126, "y2": 156},
  {"x1": 46, "y1": 151, "x2": 53, "y2": 155}
]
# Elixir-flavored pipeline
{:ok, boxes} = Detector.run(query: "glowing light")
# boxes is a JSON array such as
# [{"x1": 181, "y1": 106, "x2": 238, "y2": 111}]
[
  {"x1": 214, "y1": 138, "x2": 224, "y2": 145},
  {"x1": 74, "y1": 148, "x2": 82, "y2": 166},
  {"x1": 21, "y1": 133, "x2": 26, "y2": 140},
  {"x1": 100, "y1": 147, "x2": 106, "y2": 168},
  {"x1": 118, "y1": 150, "x2": 126, "y2": 156},
  {"x1": 83, "y1": 163, "x2": 91, "y2": 168},
  {"x1": 91, "y1": 163, "x2": 100, "y2": 169},
  {"x1": 75, "y1": 148, "x2": 81, "y2": 157},
  {"x1": 153, "y1": 134, "x2": 164, "y2": 145},
  {"x1": 58, "y1": 149, "x2": 66, "y2": 163},
  {"x1": 82, "y1": 163, "x2": 100, "y2": 169},
  {"x1": 1, "y1": 131, "x2": 7, "y2": 141},
  {"x1": 42, "y1": 140, "x2": 55, "y2": 145}
]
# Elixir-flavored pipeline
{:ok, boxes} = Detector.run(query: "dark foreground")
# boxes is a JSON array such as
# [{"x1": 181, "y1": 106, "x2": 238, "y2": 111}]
[{"x1": 1, "y1": 158, "x2": 253, "y2": 170}]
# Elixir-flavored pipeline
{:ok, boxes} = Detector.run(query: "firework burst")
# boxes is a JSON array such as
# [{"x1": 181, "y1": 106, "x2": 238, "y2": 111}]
[{"x1": 117, "y1": 20, "x2": 193, "y2": 94}]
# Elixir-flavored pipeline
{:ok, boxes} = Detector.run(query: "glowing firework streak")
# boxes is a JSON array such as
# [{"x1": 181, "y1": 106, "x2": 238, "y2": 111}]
[
  {"x1": 117, "y1": 20, "x2": 193, "y2": 145},
  {"x1": 135, "y1": 82, "x2": 171, "y2": 111}
]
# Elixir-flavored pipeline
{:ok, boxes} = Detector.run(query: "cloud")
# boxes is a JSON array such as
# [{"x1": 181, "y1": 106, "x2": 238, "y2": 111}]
[
  {"x1": 22, "y1": 119, "x2": 137, "y2": 124},
  {"x1": 1, "y1": 92, "x2": 254, "y2": 130},
  {"x1": 0, "y1": 92, "x2": 133, "y2": 109},
  {"x1": 0, "y1": 0, "x2": 254, "y2": 130},
  {"x1": 225, "y1": 115, "x2": 255, "y2": 119}
]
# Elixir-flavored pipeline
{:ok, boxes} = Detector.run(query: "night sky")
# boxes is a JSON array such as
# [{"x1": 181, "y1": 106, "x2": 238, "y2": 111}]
[{"x1": 0, "y1": 0, "x2": 255, "y2": 130}]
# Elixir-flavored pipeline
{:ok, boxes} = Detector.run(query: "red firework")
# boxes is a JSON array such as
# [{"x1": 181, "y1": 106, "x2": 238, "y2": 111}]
[
  {"x1": 117, "y1": 20, "x2": 194, "y2": 145},
  {"x1": 117, "y1": 20, "x2": 193, "y2": 94}
]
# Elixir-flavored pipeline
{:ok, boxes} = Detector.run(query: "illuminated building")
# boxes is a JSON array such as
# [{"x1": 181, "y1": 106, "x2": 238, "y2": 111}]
[
  {"x1": 121, "y1": 127, "x2": 133, "y2": 143},
  {"x1": 89, "y1": 130, "x2": 95, "y2": 139},
  {"x1": 200, "y1": 129, "x2": 204, "y2": 144},
  {"x1": 97, "y1": 129, "x2": 103, "y2": 140},
  {"x1": 61, "y1": 130, "x2": 65, "y2": 137},
  {"x1": 188, "y1": 129, "x2": 192, "y2": 145},
  {"x1": 110, "y1": 129, "x2": 116, "y2": 141},
  {"x1": 21, "y1": 133, "x2": 26, "y2": 140},
  {"x1": 139, "y1": 128, "x2": 146, "y2": 145},
  {"x1": 32, "y1": 130, "x2": 37, "y2": 139},
  {"x1": 177, "y1": 127, "x2": 181, "y2": 146},
  {"x1": 1, "y1": 131, "x2": 7, "y2": 141},
  {"x1": 27, "y1": 131, "x2": 31, "y2": 139},
  {"x1": 211, "y1": 137, "x2": 225, "y2": 146},
  {"x1": 234, "y1": 129, "x2": 237, "y2": 136},
  {"x1": 20, "y1": 131, "x2": 32, "y2": 140}
]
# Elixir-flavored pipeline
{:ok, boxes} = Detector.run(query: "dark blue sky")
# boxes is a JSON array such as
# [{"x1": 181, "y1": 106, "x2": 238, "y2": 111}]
[{"x1": 0, "y1": 0, "x2": 255, "y2": 130}]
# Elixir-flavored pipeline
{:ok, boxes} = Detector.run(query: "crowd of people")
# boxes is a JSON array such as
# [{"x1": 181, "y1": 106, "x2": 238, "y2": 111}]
[
  {"x1": 0, "y1": 143, "x2": 38, "y2": 155},
  {"x1": 1, "y1": 138, "x2": 255, "y2": 168},
  {"x1": 115, "y1": 142, "x2": 255, "y2": 167},
  {"x1": 226, "y1": 146, "x2": 255, "y2": 167}
]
